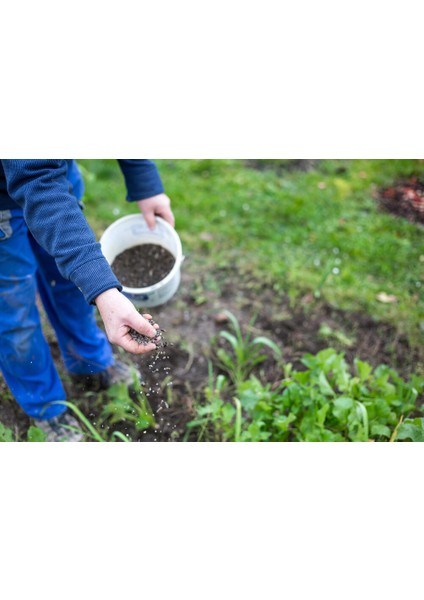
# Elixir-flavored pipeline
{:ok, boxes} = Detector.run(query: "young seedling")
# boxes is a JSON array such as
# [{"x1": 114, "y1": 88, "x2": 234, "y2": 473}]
[{"x1": 215, "y1": 310, "x2": 282, "y2": 386}]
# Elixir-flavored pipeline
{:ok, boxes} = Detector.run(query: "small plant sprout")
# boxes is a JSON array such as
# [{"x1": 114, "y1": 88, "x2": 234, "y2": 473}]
[{"x1": 215, "y1": 310, "x2": 282, "y2": 386}]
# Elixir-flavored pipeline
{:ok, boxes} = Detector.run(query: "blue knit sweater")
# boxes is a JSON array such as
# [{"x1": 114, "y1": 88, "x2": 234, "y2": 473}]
[{"x1": 0, "y1": 159, "x2": 164, "y2": 304}]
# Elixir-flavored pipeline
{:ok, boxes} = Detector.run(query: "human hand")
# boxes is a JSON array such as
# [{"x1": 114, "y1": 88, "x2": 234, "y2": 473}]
[
  {"x1": 137, "y1": 193, "x2": 175, "y2": 230},
  {"x1": 94, "y1": 288, "x2": 160, "y2": 354}
]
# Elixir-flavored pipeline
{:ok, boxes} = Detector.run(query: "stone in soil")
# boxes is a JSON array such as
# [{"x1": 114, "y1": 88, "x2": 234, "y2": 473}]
[{"x1": 112, "y1": 244, "x2": 176, "y2": 288}]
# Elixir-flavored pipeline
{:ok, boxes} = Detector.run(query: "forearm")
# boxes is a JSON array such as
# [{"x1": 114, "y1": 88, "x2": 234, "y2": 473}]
[
  {"x1": 117, "y1": 159, "x2": 164, "y2": 201},
  {"x1": 2, "y1": 159, "x2": 121, "y2": 303}
]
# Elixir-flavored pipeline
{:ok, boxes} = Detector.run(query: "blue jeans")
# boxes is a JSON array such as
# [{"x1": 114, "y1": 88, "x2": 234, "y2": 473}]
[{"x1": 0, "y1": 208, "x2": 114, "y2": 419}]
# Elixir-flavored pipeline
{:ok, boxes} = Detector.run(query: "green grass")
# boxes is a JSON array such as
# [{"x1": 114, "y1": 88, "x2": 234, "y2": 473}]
[{"x1": 79, "y1": 159, "x2": 424, "y2": 347}]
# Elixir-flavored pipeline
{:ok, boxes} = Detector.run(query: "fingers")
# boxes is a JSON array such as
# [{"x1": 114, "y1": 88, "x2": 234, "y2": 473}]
[
  {"x1": 120, "y1": 336, "x2": 157, "y2": 355},
  {"x1": 137, "y1": 194, "x2": 175, "y2": 229},
  {"x1": 128, "y1": 311, "x2": 157, "y2": 338},
  {"x1": 141, "y1": 313, "x2": 160, "y2": 333},
  {"x1": 157, "y1": 206, "x2": 175, "y2": 228},
  {"x1": 143, "y1": 207, "x2": 175, "y2": 229},
  {"x1": 143, "y1": 208, "x2": 156, "y2": 230}
]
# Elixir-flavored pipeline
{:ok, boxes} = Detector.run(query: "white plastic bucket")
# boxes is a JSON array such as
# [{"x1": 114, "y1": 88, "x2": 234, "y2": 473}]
[{"x1": 99, "y1": 214, "x2": 183, "y2": 308}]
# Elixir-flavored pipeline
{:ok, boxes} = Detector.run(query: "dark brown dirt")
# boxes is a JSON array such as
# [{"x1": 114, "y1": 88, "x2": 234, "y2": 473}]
[
  {"x1": 112, "y1": 244, "x2": 176, "y2": 287},
  {"x1": 1, "y1": 263, "x2": 422, "y2": 442},
  {"x1": 378, "y1": 177, "x2": 424, "y2": 225},
  {"x1": 0, "y1": 377, "x2": 31, "y2": 440}
]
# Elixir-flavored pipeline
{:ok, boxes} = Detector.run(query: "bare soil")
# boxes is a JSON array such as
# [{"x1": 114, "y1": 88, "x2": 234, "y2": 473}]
[{"x1": 1, "y1": 263, "x2": 422, "y2": 441}]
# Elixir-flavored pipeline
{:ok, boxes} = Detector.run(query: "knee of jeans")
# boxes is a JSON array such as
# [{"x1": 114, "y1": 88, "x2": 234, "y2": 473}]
[
  {"x1": 0, "y1": 326, "x2": 47, "y2": 379},
  {"x1": 0, "y1": 270, "x2": 37, "y2": 318},
  {"x1": 1, "y1": 321, "x2": 38, "y2": 359}
]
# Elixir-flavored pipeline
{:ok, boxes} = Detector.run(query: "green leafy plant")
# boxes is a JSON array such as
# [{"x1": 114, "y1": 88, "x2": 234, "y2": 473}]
[
  {"x1": 0, "y1": 422, "x2": 47, "y2": 442},
  {"x1": 185, "y1": 362, "x2": 234, "y2": 441},
  {"x1": 186, "y1": 348, "x2": 424, "y2": 442},
  {"x1": 214, "y1": 310, "x2": 282, "y2": 386},
  {"x1": 0, "y1": 422, "x2": 14, "y2": 442},
  {"x1": 27, "y1": 426, "x2": 47, "y2": 442},
  {"x1": 394, "y1": 418, "x2": 424, "y2": 442},
  {"x1": 99, "y1": 368, "x2": 156, "y2": 437}
]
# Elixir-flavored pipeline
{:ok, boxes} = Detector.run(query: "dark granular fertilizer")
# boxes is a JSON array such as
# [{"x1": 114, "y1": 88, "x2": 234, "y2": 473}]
[
  {"x1": 128, "y1": 318, "x2": 169, "y2": 349},
  {"x1": 112, "y1": 244, "x2": 176, "y2": 288}
]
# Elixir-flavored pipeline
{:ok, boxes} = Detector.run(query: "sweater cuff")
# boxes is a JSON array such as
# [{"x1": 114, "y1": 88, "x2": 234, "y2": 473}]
[
  {"x1": 117, "y1": 159, "x2": 165, "y2": 201},
  {"x1": 70, "y1": 257, "x2": 123, "y2": 304}
]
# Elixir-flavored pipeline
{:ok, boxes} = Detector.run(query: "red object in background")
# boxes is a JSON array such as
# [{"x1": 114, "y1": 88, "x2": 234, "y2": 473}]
[{"x1": 379, "y1": 178, "x2": 424, "y2": 224}]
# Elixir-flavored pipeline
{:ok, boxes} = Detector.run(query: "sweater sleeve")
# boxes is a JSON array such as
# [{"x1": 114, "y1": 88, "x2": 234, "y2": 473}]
[
  {"x1": 2, "y1": 159, "x2": 122, "y2": 304},
  {"x1": 117, "y1": 159, "x2": 164, "y2": 201}
]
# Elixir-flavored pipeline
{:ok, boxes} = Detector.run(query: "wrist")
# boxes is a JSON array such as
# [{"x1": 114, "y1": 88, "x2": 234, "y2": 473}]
[{"x1": 94, "y1": 287, "x2": 120, "y2": 307}]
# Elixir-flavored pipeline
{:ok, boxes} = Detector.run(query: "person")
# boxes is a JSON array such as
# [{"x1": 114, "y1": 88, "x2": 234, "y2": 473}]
[{"x1": 0, "y1": 159, "x2": 175, "y2": 441}]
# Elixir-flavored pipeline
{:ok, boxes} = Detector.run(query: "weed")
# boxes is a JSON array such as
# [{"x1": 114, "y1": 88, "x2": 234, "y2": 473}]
[
  {"x1": 185, "y1": 362, "x2": 233, "y2": 441},
  {"x1": 0, "y1": 421, "x2": 47, "y2": 442},
  {"x1": 98, "y1": 368, "x2": 156, "y2": 438},
  {"x1": 214, "y1": 310, "x2": 282, "y2": 386},
  {"x1": 0, "y1": 422, "x2": 14, "y2": 442}
]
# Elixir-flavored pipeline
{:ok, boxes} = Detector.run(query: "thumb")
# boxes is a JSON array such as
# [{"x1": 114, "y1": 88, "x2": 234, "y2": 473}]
[{"x1": 127, "y1": 311, "x2": 157, "y2": 338}]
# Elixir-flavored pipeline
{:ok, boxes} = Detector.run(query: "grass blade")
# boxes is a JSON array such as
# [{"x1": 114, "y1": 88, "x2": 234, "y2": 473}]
[
  {"x1": 48, "y1": 401, "x2": 105, "y2": 442},
  {"x1": 111, "y1": 431, "x2": 131, "y2": 442},
  {"x1": 234, "y1": 397, "x2": 242, "y2": 442},
  {"x1": 252, "y1": 336, "x2": 282, "y2": 358}
]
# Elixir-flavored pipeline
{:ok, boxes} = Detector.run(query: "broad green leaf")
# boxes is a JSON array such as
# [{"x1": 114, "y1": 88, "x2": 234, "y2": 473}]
[
  {"x1": 355, "y1": 402, "x2": 369, "y2": 440},
  {"x1": 355, "y1": 359, "x2": 373, "y2": 382},
  {"x1": 135, "y1": 416, "x2": 153, "y2": 431},
  {"x1": 317, "y1": 403, "x2": 330, "y2": 427},
  {"x1": 0, "y1": 422, "x2": 14, "y2": 442},
  {"x1": 274, "y1": 413, "x2": 297, "y2": 432},
  {"x1": 370, "y1": 424, "x2": 391, "y2": 438},
  {"x1": 332, "y1": 397, "x2": 354, "y2": 421},
  {"x1": 318, "y1": 372, "x2": 335, "y2": 396},
  {"x1": 27, "y1": 426, "x2": 47, "y2": 442},
  {"x1": 397, "y1": 419, "x2": 424, "y2": 442},
  {"x1": 222, "y1": 403, "x2": 236, "y2": 424}
]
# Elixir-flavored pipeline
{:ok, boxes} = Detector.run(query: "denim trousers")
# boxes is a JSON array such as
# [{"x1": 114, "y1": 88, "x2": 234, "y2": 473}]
[{"x1": 0, "y1": 208, "x2": 113, "y2": 419}]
